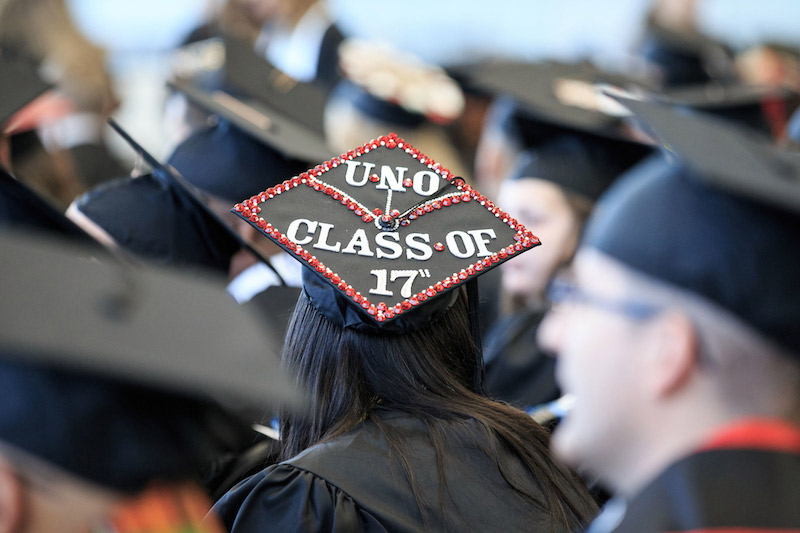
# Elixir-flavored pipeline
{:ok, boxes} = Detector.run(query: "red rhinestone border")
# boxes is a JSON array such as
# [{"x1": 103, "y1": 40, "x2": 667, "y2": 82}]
[{"x1": 232, "y1": 132, "x2": 541, "y2": 324}]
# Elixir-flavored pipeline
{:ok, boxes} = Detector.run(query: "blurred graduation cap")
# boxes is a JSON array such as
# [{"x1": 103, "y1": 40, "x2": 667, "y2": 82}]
[
  {"x1": 1, "y1": 166, "x2": 99, "y2": 244},
  {"x1": 74, "y1": 119, "x2": 285, "y2": 280},
  {"x1": 659, "y1": 82, "x2": 800, "y2": 137},
  {"x1": 0, "y1": 228, "x2": 303, "y2": 491},
  {"x1": 448, "y1": 60, "x2": 651, "y2": 145},
  {"x1": 614, "y1": 94, "x2": 800, "y2": 212},
  {"x1": 584, "y1": 96, "x2": 800, "y2": 355},
  {"x1": 0, "y1": 50, "x2": 50, "y2": 127},
  {"x1": 231, "y1": 133, "x2": 540, "y2": 330},
  {"x1": 222, "y1": 35, "x2": 327, "y2": 136},
  {"x1": 329, "y1": 39, "x2": 466, "y2": 128},
  {"x1": 169, "y1": 36, "x2": 334, "y2": 165}
]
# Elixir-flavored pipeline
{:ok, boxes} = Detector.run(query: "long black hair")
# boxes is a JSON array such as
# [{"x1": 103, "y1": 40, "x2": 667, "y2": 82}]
[{"x1": 279, "y1": 287, "x2": 597, "y2": 529}]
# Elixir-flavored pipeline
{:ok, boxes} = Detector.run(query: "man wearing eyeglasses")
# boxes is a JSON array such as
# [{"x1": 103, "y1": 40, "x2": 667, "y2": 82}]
[{"x1": 538, "y1": 153, "x2": 800, "y2": 532}]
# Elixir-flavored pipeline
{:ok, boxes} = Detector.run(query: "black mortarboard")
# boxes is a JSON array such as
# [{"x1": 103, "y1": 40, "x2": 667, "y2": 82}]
[
  {"x1": 73, "y1": 120, "x2": 280, "y2": 277},
  {"x1": 222, "y1": 35, "x2": 328, "y2": 135},
  {"x1": 0, "y1": 167, "x2": 98, "y2": 244},
  {"x1": 584, "y1": 97, "x2": 800, "y2": 355},
  {"x1": 330, "y1": 39, "x2": 465, "y2": 128},
  {"x1": 166, "y1": 120, "x2": 309, "y2": 203},
  {"x1": 0, "y1": 50, "x2": 50, "y2": 126},
  {"x1": 0, "y1": 229, "x2": 302, "y2": 491},
  {"x1": 659, "y1": 82, "x2": 800, "y2": 137},
  {"x1": 509, "y1": 134, "x2": 652, "y2": 201},
  {"x1": 449, "y1": 60, "x2": 648, "y2": 147},
  {"x1": 169, "y1": 75, "x2": 333, "y2": 164},
  {"x1": 230, "y1": 133, "x2": 540, "y2": 331}
]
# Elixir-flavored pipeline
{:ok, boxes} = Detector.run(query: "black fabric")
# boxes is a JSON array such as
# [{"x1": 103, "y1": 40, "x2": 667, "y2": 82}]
[
  {"x1": 0, "y1": 355, "x2": 247, "y2": 493},
  {"x1": 166, "y1": 120, "x2": 309, "y2": 203},
  {"x1": 75, "y1": 173, "x2": 239, "y2": 274},
  {"x1": 483, "y1": 307, "x2": 560, "y2": 410},
  {"x1": 214, "y1": 411, "x2": 596, "y2": 532},
  {"x1": 606, "y1": 447, "x2": 800, "y2": 532},
  {"x1": 585, "y1": 156, "x2": 800, "y2": 355}
]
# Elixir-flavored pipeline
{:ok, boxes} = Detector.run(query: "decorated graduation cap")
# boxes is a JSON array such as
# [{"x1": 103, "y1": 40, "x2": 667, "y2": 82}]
[
  {"x1": 0, "y1": 229, "x2": 302, "y2": 492},
  {"x1": 330, "y1": 39, "x2": 465, "y2": 128},
  {"x1": 230, "y1": 133, "x2": 540, "y2": 331},
  {"x1": 584, "y1": 96, "x2": 800, "y2": 354},
  {"x1": 0, "y1": 49, "x2": 50, "y2": 127}
]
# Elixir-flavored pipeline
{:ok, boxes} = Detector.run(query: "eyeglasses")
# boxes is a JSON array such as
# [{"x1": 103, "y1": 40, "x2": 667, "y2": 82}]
[{"x1": 547, "y1": 276, "x2": 661, "y2": 321}]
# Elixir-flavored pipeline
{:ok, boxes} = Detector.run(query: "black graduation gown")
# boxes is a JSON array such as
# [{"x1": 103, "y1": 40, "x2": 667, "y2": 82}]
[
  {"x1": 588, "y1": 419, "x2": 800, "y2": 532},
  {"x1": 483, "y1": 306, "x2": 560, "y2": 409},
  {"x1": 213, "y1": 412, "x2": 596, "y2": 532}
]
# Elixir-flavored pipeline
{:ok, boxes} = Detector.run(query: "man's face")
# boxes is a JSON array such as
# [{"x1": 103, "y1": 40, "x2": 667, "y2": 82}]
[{"x1": 538, "y1": 250, "x2": 653, "y2": 479}]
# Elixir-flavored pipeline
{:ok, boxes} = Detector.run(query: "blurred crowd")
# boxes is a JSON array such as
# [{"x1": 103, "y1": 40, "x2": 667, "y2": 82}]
[{"x1": 2, "y1": 0, "x2": 800, "y2": 531}]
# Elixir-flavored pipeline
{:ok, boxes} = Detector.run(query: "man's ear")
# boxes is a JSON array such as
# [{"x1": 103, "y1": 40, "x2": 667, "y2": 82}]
[
  {"x1": 643, "y1": 310, "x2": 699, "y2": 398},
  {"x1": 0, "y1": 455, "x2": 25, "y2": 533}
]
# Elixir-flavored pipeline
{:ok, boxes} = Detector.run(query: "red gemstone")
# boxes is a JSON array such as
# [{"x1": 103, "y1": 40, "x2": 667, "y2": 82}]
[
  {"x1": 354, "y1": 208, "x2": 364, "y2": 216},
  {"x1": 409, "y1": 297, "x2": 420, "y2": 306},
  {"x1": 514, "y1": 243, "x2": 524, "y2": 251},
  {"x1": 377, "y1": 302, "x2": 388, "y2": 311},
  {"x1": 362, "y1": 214, "x2": 373, "y2": 223},
  {"x1": 394, "y1": 304, "x2": 405, "y2": 314},
  {"x1": 403, "y1": 178, "x2": 413, "y2": 187},
  {"x1": 498, "y1": 250, "x2": 507, "y2": 259},
  {"x1": 270, "y1": 229, "x2": 280, "y2": 238},
  {"x1": 279, "y1": 235, "x2": 289, "y2": 245},
  {"x1": 257, "y1": 219, "x2": 267, "y2": 228},
  {"x1": 475, "y1": 262, "x2": 485, "y2": 272},
  {"x1": 348, "y1": 201, "x2": 357, "y2": 210},
  {"x1": 242, "y1": 208, "x2": 252, "y2": 217},
  {"x1": 317, "y1": 264, "x2": 326, "y2": 273},
  {"x1": 372, "y1": 208, "x2": 383, "y2": 216},
  {"x1": 452, "y1": 196, "x2": 461, "y2": 204},
  {"x1": 309, "y1": 258, "x2": 319, "y2": 267},
  {"x1": 331, "y1": 274, "x2": 341, "y2": 284},
  {"x1": 338, "y1": 281, "x2": 348, "y2": 290},
  {"x1": 332, "y1": 192, "x2": 342, "y2": 201},
  {"x1": 234, "y1": 203, "x2": 244, "y2": 212},
  {"x1": 386, "y1": 140, "x2": 397, "y2": 149},
  {"x1": 384, "y1": 310, "x2": 394, "y2": 319},
  {"x1": 417, "y1": 292, "x2": 428, "y2": 302},
  {"x1": 375, "y1": 313, "x2": 386, "y2": 322},
  {"x1": 408, "y1": 213, "x2": 418, "y2": 220},
  {"x1": 399, "y1": 219, "x2": 410, "y2": 226},
  {"x1": 369, "y1": 174, "x2": 380, "y2": 183},
  {"x1": 442, "y1": 279, "x2": 452, "y2": 289},
  {"x1": 301, "y1": 251, "x2": 312, "y2": 260},
  {"x1": 367, "y1": 305, "x2": 378, "y2": 315},
  {"x1": 249, "y1": 215, "x2": 259, "y2": 222},
  {"x1": 482, "y1": 258, "x2": 492, "y2": 267},
  {"x1": 466, "y1": 266, "x2": 476, "y2": 276},
  {"x1": 434, "y1": 242, "x2": 445, "y2": 252},
  {"x1": 425, "y1": 288, "x2": 436, "y2": 298},
  {"x1": 353, "y1": 293, "x2": 363, "y2": 303},
  {"x1": 432, "y1": 201, "x2": 442, "y2": 210},
  {"x1": 506, "y1": 245, "x2": 516, "y2": 255},
  {"x1": 361, "y1": 300, "x2": 371, "y2": 310},
  {"x1": 461, "y1": 194, "x2": 471, "y2": 202},
  {"x1": 345, "y1": 287, "x2": 355, "y2": 296},
  {"x1": 287, "y1": 242, "x2": 297, "y2": 250},
  {"x1": 390, "y1": 209, "x2": 400, "y2": 218},
  {"x1": 458, "y1": 271, "x2": 468, "y2": 280},
  {"x1": 442, "y1": 198, "x2": 451, "y2": 207},
  {"x1": 415, "y1": 208, "x2": 425, "y2": 216}
]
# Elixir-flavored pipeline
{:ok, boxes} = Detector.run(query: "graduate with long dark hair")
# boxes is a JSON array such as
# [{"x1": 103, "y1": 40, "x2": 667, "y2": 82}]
[{"x1": 212, "y1": 132, "x2": 598, "y2": 531}]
